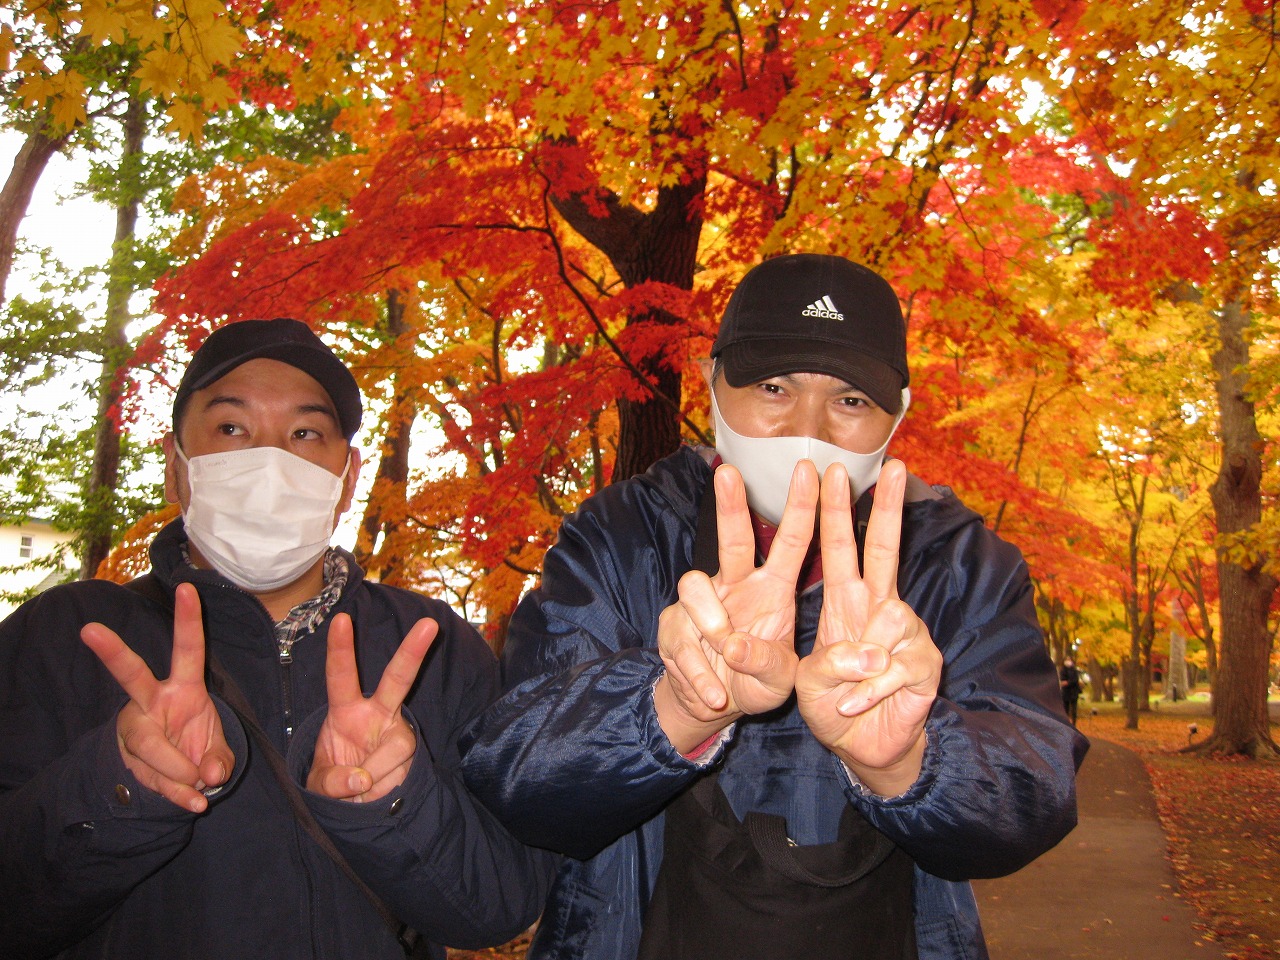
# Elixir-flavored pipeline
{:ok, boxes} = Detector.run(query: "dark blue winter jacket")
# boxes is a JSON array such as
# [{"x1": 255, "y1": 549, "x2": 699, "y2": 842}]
[
  {"x1": 0, "y1": 520, "x2": 556, "y2": 959},
  {"x1": 462, "y1": 446, "x2": 1088, "y2": 960}
]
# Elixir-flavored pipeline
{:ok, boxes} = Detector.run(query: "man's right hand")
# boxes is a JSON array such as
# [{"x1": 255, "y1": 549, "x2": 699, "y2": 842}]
[
  {"x1": 80, "y1": 583, "x2": 234, "y2": 813},
  {"x1": 654, "y1": 462, "x2": 818, "y2": 754}
]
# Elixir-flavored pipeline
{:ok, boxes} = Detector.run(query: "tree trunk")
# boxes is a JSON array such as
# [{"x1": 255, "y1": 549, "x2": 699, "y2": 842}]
[
  {"x1": 1138, "y1": 607, "x2": 1156, "y2": 713},
  {"x1": 1180, "y1": 561, "x2": 1219, "y2": 688},
  {"x1": 1122, "y1": 655, "x2": 1140, "y2": 730},
  {"x1": 353, "y1": 289, "x2": 415, "y2": 584},
  {"x1": 81, "y1": 95, "x2": 146, "y2": 579},
  {"x1": 551, "y1": 166, "x2": 706, "y2": 482},
  {"x1": 1165, "y1": 624, "x2": 1189, "y2": 702},
  {"x1": 1086, "y1": 655, "x2": 1106, "y2": 702},
  {"x1": 0, "y1": 118, "x2": 72, "y2": 309},
  {"x1": 1199, "y1": 298, "x2": 1279, "y2": 758},
  {"x1": 489, "y1": 608, "x2": 513, "y2": 661}
]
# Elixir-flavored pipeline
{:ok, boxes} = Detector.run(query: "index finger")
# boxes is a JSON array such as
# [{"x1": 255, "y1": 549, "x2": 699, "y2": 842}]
[
  {"x1": 761, "y1": 460, "x2": 819, "y2": 583},
  {"x1": 714, "y1": 464, "x2": 758, "y2": 583},
  {"x1": 168, "y1": 583, "x2": 208, "y2": 686},
  {"x1": 81, "y1": 622, "x2": 161, "y2": 708},
  {"x1": 862, "y1": 459, "x2": 906, "y2": 599},
  {"x1": 370, "y1": 618, "x2": 438, "y2": 715}
]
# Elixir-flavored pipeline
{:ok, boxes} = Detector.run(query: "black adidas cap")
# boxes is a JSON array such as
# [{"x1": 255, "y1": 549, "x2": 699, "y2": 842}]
[
  {"x1": 711, "y1": 254, "x2": 909, "y2": 414},
  {"x1": 173, "y1": 318, "x2": 363, "y2": 439}
]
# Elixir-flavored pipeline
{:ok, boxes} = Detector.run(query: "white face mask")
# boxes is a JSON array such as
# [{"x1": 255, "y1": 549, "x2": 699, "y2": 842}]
[
  {"x1": 176, "y1": 443, "x2": 351, "y2": 593},
  {"x1": 710, "y1": 385, "x2": 910, "y2": 526}
]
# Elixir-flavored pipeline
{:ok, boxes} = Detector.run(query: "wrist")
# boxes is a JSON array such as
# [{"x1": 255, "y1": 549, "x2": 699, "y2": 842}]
[
  {"x1": 653, "y1": 674, "x2": 740, "y2": 756},
  {"x1": 838, "y1": 731, "x2": 926, "y2": 798}
]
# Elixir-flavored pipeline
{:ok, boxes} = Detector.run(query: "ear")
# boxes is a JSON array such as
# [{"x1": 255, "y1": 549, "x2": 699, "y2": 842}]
[
  {"x1": 162, "y1": 432, "x2": 181, "y2": 505},
  {"x1": 697, "y1": 357, "x2": 715, "y2": 388},
  {"x1": 337, "y1": 446, "x2": 361, "y2": 517}
]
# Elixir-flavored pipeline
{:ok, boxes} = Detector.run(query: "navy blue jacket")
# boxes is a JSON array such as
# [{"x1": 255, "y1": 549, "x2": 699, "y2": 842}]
[
  {"x1": 0, "y1": 520, "x2": 556, "y2": 960},
  {"x1": 462, "y1": 446, "x2": 1088, "y2": 960}
]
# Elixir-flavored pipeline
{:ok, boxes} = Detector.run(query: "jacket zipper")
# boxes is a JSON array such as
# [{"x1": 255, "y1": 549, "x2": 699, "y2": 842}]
[{"x1": 278, "y1": 643, "x2": 295, "y2": 742}]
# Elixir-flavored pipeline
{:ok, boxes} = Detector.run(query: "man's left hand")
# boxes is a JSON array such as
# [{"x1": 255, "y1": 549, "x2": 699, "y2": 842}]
[
  {"x1": 307, "y1": 615, "x2": 437, "y2": 802},
  {"x1": 796, "y1": 460, "x2": 942, "y2": 797}
]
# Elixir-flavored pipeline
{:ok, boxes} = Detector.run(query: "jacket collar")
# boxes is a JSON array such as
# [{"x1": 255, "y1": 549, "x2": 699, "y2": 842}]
[{"x1": 148, "y1": 519, "x2": 367, "y2": 650}]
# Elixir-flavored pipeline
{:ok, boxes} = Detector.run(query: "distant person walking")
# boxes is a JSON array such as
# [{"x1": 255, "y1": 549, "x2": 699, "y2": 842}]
[{"x1": 1060, "y1": 657, "x2": 1083, "y2": 726}]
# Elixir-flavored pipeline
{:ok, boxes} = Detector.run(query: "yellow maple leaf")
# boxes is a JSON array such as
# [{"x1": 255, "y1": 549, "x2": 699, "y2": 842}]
[
  {"x1": 77, "y1": 0, "x2": 129, "y2": 46},
  {"x1": 0, "y1": 24, "x2": 16, "y2": 71},
  {"x1": 164, "y1": 98, "x2": 206, "y2": 141},
  {"x1": 135, "y1": 47, "x2": 189, "y2": 99},
  {"x1": 191, "y1": 17, "x2": 245, "y2": 68},
  {"x1": 17, "y1": 72, "x2": 55, "y2": 111},
  {"x1": 50, "y1": 90, "x2": 88, "y2": 130}
]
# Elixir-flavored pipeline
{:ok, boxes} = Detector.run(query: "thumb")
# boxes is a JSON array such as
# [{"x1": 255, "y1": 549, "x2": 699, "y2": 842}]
[{"x1": 197, "y1": 727, "x2": 236, "y2": 790}]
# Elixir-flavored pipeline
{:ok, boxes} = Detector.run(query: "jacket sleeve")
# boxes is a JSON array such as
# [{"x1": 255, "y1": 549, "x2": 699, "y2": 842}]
[
  {"x1": 842, "y1": 520, "x2": 1089, "y2": 881},
  {"x1": 288, "y1": 603, "x2": 560, "y2": 949},
  {"x1": 0, "y1": 590, "x2": 248, "y2": 958},
  {"x1": 461, "y1": 487, "x2": 715, "y2": 860}
]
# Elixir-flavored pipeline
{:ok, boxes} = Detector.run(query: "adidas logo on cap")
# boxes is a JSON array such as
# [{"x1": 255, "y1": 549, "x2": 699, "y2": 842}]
[{"x1": 802, "y1": 295, "x2": 843, "y2": 321}]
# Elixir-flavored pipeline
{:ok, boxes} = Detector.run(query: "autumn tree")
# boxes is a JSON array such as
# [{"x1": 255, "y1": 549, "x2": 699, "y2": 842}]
[
  {"x1": 1059, "y1": 1, "x2": 1280, "y2": 757},
  {"x1": 147, "y1": 0, "x2": 1144, "y2": 632},
  {"x1": 1, "y1": 0, "x2": 258, "y2": 578},
  {"x1": 0, "y1": 0, "x2": 248, "y2": 305}
]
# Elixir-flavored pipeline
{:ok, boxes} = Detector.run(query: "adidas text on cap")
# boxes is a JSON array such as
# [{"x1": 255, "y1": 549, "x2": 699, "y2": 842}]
[
  {"x1": 711, "y1": 254, "x2": 909, "y2": 414},
  {"x1": 173, "y1": 318, "x2": 363, "y2": 440}
]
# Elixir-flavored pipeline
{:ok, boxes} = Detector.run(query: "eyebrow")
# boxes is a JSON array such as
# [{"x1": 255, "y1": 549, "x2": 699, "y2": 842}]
[
  {"x1": 774, "y1": 373, "x2": 864, "y2": 393},
  {"x1": 201, "y1": 395, "x2": 339, "y2": 424}
]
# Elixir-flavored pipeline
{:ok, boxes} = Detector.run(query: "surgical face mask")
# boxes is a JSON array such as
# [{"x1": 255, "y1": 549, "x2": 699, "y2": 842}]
[
  {"x1": 176, "y1": 443, "x2": 350, "y2": 593},
  {"x1": 710, "y1": 386, "x2": 909, "y2": 526}
]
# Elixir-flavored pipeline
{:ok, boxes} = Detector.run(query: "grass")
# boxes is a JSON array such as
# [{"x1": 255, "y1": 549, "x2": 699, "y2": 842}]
[
  {"x1": 1078, "y1": 700, "x2": 1280, "y2": 960},
  {"x1": 449, "y1": 699, "x2": 1280, "y2": 960}
]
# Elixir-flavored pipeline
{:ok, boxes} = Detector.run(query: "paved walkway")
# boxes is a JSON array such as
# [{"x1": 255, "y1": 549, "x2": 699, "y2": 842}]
[{"x1": 972, "y1": 733, "x2": 1225, "y2": 960}]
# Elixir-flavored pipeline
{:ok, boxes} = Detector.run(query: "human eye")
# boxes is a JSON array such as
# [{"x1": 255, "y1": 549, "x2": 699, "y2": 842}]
[
  {"x1": 215, "y1": 422, "x2": 246, "y2": 437},
  {"x1": 838, "y1": 393, "x2": 875, "y2": 411},
  {"x1": 292, "y1": 426, "x2": 323, "y2": 441}
]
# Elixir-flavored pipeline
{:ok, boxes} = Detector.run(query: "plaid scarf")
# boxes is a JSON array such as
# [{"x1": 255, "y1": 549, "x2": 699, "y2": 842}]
[
  {"x1": 179, "y1": 544, "x2": 349, "y2": 661},
  {"x1": 274, "y1": 549, "x2": 349, "y2": 661}
]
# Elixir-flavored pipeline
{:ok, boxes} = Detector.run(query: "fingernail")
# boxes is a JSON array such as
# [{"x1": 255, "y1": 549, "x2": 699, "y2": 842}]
[{"x1": 349, "y1": 771, "x2": 368, "y2": 793}]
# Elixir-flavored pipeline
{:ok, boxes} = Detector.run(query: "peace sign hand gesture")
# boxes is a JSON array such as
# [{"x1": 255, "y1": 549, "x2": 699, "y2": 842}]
[
  {"x1": 80, "y1": 583, "x2": 235, "y2": 814},
  {"x1": 306, "y1": 615, "x2": 437, "y2": 802},
  {"x1": 654, "y1": 462, "x2": 817, "y2": 755},
  {"x1": 795, "y1": 460, "x2": 942, "y2": 797}
]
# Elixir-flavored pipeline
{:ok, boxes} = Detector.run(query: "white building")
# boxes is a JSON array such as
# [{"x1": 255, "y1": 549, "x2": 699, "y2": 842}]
[{"x1": 0, "y1": 519, "x2": 78, "y2": 619}]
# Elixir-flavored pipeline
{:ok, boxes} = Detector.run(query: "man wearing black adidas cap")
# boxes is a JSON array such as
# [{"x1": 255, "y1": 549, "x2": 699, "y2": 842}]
[
  {"x1": 0, "y1": 318, "x2": 554, "y2": 959},
  {"x1": 463, "y1": 255, "x2": 1086, "y2": 960}
]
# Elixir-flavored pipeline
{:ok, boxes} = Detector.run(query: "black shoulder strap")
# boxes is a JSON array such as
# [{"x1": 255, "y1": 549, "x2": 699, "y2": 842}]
[
  {"x1": 123, "y1": 572, "x2": 170, "y2": 609},
  {"x1": 122, "y1": 575, "x2": 422, "y2": 956}
]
